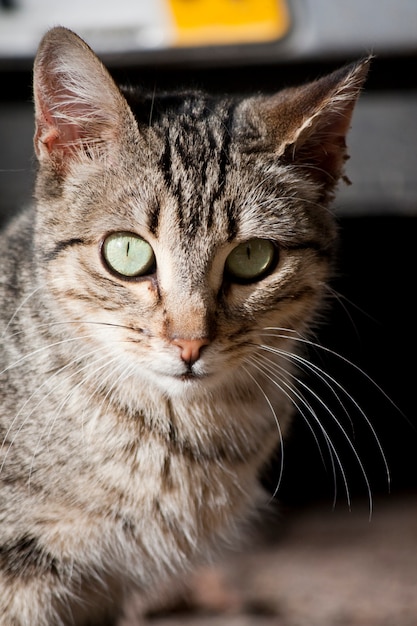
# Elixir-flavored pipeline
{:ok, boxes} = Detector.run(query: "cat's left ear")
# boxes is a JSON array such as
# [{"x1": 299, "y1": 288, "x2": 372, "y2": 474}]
[
  {"x1": 33, "y1": 27, "x2": 137, "y2": 172},
  {"x1": 254, "y1": 57, "x2": 371, "y2": 200}
]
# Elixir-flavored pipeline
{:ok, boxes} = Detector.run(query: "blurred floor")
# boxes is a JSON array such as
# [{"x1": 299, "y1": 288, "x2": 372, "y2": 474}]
[{"x1": 121, "y1": 492, "x2": 417, "y2": 626}]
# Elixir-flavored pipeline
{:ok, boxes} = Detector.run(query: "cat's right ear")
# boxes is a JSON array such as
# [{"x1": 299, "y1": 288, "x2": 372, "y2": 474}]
[{"x1": 33, "y1": 27, "x2": 137, "y2": 173}]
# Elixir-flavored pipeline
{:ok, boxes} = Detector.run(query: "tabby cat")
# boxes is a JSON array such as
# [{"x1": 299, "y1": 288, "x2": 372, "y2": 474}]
[{"x1": 0, "y1": 26, "x2": 369, "y2": 625}]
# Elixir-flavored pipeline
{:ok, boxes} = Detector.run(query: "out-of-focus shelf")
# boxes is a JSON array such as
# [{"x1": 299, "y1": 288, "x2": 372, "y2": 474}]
[
  {"x1": 338, "y1": 92, "x2": 417, "y2": 215},
  {"x1": 0, "y1": 0, "x2": 416, "y2": 68}
]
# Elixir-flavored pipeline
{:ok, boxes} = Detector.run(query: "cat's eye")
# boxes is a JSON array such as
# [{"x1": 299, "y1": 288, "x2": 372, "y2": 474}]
[
  {"x1": 102, "y1": 232, "x2": 155, "y2": 278},
  {"x1": 225, "y1": 239, "x2": 277, "y2": 283}
]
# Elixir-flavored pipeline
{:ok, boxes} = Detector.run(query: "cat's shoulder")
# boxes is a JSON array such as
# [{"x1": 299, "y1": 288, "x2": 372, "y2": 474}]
[
  {"x1": 0, "y1": 205, "x2": 34, "y2": 242},
  {"x1": 0, "y1": 206, "x2": 35, "y2": 291}
]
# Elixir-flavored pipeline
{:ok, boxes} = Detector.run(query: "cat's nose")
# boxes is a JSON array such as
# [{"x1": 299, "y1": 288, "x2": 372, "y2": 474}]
[{"x1": 172, "y1": 338, "x2": 209, "y2": 365}]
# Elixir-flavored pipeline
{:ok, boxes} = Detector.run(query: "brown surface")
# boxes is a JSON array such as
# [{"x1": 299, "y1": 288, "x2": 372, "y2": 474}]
[{"x1": 121, "y1": 493, "x2": 417, "y2": 626}]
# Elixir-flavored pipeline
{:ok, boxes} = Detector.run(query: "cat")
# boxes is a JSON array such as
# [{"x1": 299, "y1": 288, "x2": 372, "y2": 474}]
[{"x1": 0, "y1": 26, "x2": 370, "y2": 626}]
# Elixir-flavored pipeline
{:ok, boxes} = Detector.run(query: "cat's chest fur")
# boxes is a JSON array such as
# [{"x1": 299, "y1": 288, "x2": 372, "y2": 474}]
[{"x1": 0, "y1": 26, "x2": 370, "y2": 626}]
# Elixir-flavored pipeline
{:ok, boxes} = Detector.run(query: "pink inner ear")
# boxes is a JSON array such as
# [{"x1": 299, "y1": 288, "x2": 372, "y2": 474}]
[
  {"x1": 33, "y1": 27, "x2": 132, "y2": 171},
  {"x1": 34, "y1": 57, "x2": 115, "y2": 168},
  {"x1": 36, "y1": 107, "x2": 82, "y2": 157},
  {"x1": 34, "y1": 75, "x2": 89, "y2": 165}
]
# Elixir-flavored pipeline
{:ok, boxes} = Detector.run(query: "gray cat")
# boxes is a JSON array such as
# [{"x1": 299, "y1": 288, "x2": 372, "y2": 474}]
[{"x1": 0, "y1": 26, "x2": 370, "y2": 625}]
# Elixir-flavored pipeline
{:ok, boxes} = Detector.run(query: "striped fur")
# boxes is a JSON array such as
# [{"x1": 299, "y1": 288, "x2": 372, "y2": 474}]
[{"x1": 0, "y1": 27, "x2": 369, "y2": 625}]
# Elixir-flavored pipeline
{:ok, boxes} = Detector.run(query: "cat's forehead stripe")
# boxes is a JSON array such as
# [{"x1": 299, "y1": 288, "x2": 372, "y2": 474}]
[{"x1": 145, "y1": 98, "x2": 238, "y2": 239}]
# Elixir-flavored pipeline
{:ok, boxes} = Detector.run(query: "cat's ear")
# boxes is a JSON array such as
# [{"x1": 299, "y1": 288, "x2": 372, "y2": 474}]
[
  {"x1": 33, "y1": 27, "x2": 136, "y2": 172},
  {"x1": 256, "y1": 58, "x2": 371, "y2": 199}
]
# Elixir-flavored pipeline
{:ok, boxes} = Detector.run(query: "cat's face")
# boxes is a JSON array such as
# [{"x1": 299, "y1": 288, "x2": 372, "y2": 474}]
[
  {"x1": 35, "y1": 134, "x2": 329, "y2": 397},
  {"x1": 32, "y1": 28, "x2": 368, "y2": 399}
]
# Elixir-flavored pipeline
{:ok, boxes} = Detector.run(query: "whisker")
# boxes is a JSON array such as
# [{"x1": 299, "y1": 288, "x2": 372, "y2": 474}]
[
  {"x1": 0, "y1": 331, "x2": 127, "y2": 377},
  {"x1": 3, "y1": 319, "x2": 141, "y2": 341},
  {"x1": 78, "y1": 358, "x2": 136, "y2": 442},
  {"x1": 262, "y1": 328, "x2": 402, "y2": 415},
  {"x1": 263, "y1": 342, "x2": 355, "y2": 431},
  {"x1": 255, "y1": 332, "x2": 395, "y2": 517},
  {"x1": 30, "y1": 354, "x2": 131, "y2": 490},
  {"x1": 257, "y1": 351, "x2": 375, "y2": 511},
  {"x1": 241, "y1": 362, "x2": 284, "y2": 501},
  {"x1": 27, "y1": 351, "x2": 121, "y2": 488},
  {"x1": 251, "y1": 353, "x2": 340, "y2": 494},
  {"x1": 1, "y1": 346, "x2": 113, "y2": 476},
  {"x1": 324, "y1": 284, "x2": 380, "y2": 328},
  {"x1": 1, "y1": 285, "x2": 44, "y2": 339},
  {"x1": 249, "y1": 354, "x2": 347, "y2": 508},
  {"x1": 260, "y1": 331, "x2": 392, "y2": 489}
]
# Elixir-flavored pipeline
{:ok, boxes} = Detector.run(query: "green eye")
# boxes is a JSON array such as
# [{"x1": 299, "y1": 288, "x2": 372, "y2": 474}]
[
  {"x1": 102, "y1": 232, "x2": 155, "y2": 278},
  {"x1": 225, "y1": 238, "x2": 277, "y2": 283}
]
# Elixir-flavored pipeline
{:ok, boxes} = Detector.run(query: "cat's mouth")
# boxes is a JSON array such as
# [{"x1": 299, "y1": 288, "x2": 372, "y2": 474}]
[
  {"x1": 150, "y1": 363, "x2": 210, "y2": 385},
  {"x1": 176, "y1": 371, "x2": 207, "y2": 383}
]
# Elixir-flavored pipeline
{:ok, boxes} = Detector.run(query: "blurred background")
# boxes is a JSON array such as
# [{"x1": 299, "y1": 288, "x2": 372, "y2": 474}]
[{"x1": 0, "y1": 0, "x2": 416, "y2": 510}]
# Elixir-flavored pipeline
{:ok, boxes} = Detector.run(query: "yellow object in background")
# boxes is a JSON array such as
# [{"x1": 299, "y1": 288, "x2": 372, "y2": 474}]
[{"x1": 168, "y1": 0, "x2": 290, "y2": 47}]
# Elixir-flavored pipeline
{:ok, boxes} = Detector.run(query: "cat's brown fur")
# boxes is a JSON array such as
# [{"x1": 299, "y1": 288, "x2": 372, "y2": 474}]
[{"x1": 0, "y1": 27, "x2": 369, "y2": 625}]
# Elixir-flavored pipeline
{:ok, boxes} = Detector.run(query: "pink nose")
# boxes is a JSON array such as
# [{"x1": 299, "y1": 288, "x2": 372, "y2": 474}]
[{"x1": 172, "y1": 338, "x2": 209, "y2": 365}]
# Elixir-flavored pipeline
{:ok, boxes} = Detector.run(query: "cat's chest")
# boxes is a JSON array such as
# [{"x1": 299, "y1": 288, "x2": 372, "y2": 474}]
[
  {"x1": 30, "y1": 410, "x2": 261, "y2": 586},
  {"x1": 29, "y1": 387, "x2": 250, "y2": 501},
  {"x1": 6, "y1": 355, "x2": 282, "y2": 580}
]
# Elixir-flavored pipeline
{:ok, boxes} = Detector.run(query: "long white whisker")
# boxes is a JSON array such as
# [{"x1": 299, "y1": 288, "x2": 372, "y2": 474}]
[
  {"x1": 264, "y1": 342, "x2": 355, "y2": 430},
  {"x1": 260, "y1": 337, "x2": 391, "y2": 492},
  {"x1": 251, "y1": 353, "x2": 340, "y2": 497},
  {"x1": 27, "y1": 351, "x2": 122, "y2": 488},
  {"x1": 1, "y1": 346, "x2": 113, "y2": 475},
  {"x1": 260, "y1": 348, "x2": 376, "y2": 516},
  {"x1": 0, "y1": 333, "x2": 112, "y2": 377},
  {"x1": 4, "y1": 319, "x2": 138, "y2": 341},
  {"x1": 257, "y1": 341, "x2": 385, "y2": 517},
  {"x1": 324, "y1": 284, "x2": 380, "y2": 325},
  {"x1": 78, "y1": 358, "x2": 136, "y2": 442},
  {"x1": 251, "y1": 353, "x2": 331, "y2": 466},
  {"x1": 241, "y1": 362, "x2": 284, "y2": 501},
  {"x1": 249, "y1": 354, "x2": 346, "y2": 508},
  {"x1": 262, "y1": 328, "x2": 403, "y2": 415},
  {"x1": 1, "y1": 285, "x2": 44, "y2": 339}
]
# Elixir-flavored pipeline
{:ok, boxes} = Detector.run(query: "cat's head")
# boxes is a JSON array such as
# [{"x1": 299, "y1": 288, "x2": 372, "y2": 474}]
[{"x1": 32, "y1": 27, "x2": 369, "y2": 399}]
